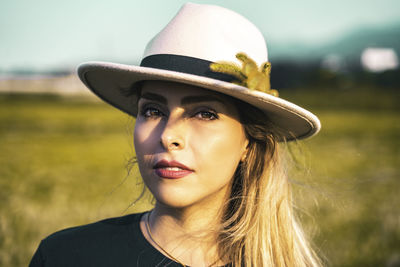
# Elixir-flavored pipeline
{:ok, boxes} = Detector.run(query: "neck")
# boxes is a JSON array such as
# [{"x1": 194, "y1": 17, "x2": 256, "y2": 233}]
[
  {"x1": 141, "y1": 202, "x2": 226, "y2": 266},
  {"x1": 153, "y1": 202, "x2": 221, "y2": 232}
]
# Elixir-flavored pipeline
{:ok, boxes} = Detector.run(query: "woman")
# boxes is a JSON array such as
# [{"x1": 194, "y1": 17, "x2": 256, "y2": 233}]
[{"x1": 30, "y1": 3, "x2": 321, "y2": 267}]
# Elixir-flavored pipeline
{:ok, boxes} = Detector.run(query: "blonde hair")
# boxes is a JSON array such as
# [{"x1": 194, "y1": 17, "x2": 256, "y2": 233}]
[
  {"x1": 130, "y1": 83, "x2": 321, "y2": 266},
  {"x1": 217, "y1": 100, "x2": 322, "y2": 267}
]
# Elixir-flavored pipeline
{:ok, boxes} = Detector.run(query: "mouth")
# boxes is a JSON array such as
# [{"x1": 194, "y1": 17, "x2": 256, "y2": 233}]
[{"x1": 153, "y1": 159, "x2": 194, "y2": 179}]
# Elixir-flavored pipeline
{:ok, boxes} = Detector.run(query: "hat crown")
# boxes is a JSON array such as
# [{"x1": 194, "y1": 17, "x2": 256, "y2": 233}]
[
  {"x1": 78, "y1": 3, "x2": 321, "y2": 140},
  {"x1": 143, "y1": 3, "x2": 268, "y2": 66}
]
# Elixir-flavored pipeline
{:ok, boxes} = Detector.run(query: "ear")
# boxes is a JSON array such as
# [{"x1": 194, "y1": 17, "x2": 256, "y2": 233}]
[
  {"x1": 240, "y1": 139, "x2": 249, "y2": 162},
  {"x1": 240, "y1": 152, "x2": 247, "y2": 162}
]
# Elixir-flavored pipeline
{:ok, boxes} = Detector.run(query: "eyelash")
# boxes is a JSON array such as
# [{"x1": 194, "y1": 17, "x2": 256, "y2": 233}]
[
  {"x1": 140, "y1": 106, "x2": 164, "y2": 118},
  {"x1": 194, "y1": 110, "x2": 219, "y2": 120},
  {"x1": 139, "y1": 105, "x2": 219, "y2": 121}
]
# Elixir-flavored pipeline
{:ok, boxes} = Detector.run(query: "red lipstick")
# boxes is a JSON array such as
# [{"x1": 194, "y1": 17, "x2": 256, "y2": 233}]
[{"x1": 153, "y1": 160, "x2": 193, "y2": 179}]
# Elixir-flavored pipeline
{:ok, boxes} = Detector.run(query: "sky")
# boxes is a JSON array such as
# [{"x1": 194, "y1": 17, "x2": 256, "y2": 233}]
[{"x1": 1, "y1": 0, "x2": 399, "y2": 71}]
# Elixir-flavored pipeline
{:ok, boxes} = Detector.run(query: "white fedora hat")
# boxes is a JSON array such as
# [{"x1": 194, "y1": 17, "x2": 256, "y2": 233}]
[{"x1": 78, "y1": 2, "x2": 321, "y2": 140}]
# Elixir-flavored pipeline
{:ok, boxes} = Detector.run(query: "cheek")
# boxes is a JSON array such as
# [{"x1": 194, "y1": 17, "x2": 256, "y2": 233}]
[
  {"x1": 133, "y1": 120, "x2": 162, "y2": 197},
  {"x1": 133, "y1": 119, "x2": 160, "y2": 175},
  {"x1": 190, "y1": 122, "x2": 246, "y2": 180},
  {"x1": 133, "y1": 119, "x2": 161, "y2": 156},
  {"x1": 133, "y1": 121, "x2": 145, "y2": 160}
]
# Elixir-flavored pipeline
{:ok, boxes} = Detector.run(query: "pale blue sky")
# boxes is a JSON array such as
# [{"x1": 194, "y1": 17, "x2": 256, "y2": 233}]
[{"x1": 1, "y1": 0, "x2": 399, "y2": 71}]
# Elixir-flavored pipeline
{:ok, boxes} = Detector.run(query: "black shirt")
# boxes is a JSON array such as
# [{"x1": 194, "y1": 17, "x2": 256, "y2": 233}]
[{"x1": 29, "y1": 212, "x2": 190, "y2": 267}]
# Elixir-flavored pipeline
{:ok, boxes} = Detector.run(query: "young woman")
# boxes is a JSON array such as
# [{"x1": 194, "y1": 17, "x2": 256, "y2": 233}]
[{"x1": 30, "y1": 3, "x2": 322, "y2": 267}]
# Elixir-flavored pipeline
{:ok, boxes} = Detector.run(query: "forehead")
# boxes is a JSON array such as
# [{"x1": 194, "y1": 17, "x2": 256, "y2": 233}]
[
  {"x1": 140, "y1": 81, "x2": 239, "y2": 110},
  {"x1": 141, "y1": 80, "x2": 224, "y2": 99}
]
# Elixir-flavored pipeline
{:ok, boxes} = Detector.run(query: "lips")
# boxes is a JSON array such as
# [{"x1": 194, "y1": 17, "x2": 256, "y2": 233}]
[{"x1": 153, "y1": 159, "x2": 194, "y2": 179}]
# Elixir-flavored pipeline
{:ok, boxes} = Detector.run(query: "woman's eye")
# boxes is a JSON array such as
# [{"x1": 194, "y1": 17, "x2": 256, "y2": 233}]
[
  {"x1": 141, "y1": 107, "x2": 163, "y2": 118},
  {"x1": 195, "y1": 110, "x2": 218, "y2": 120}
]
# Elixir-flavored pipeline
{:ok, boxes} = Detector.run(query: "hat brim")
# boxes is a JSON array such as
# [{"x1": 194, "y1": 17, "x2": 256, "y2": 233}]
[{"x1": 78, "y1": 61, "x2": 321, "y2": 141}]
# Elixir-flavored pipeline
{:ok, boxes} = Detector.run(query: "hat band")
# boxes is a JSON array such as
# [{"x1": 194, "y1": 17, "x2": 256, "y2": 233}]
[{"x1": 140, "y1": 54, "x2": 236, "y2": 82}]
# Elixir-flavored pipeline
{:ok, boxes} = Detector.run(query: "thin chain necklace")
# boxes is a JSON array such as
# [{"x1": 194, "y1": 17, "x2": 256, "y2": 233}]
[{"x1": 145, "y1": 212, "x2": 186, "y2": 267}]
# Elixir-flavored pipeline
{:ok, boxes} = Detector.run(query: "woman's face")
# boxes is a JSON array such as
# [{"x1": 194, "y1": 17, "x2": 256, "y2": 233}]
[{"x1": 134, "y1": 81, "x2": 248, "y2": 209}]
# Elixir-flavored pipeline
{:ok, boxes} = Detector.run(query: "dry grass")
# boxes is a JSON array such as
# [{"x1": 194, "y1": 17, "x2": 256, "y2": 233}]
[{"x1": 0, "y1": 88, "x2": 399, "y2": 266}]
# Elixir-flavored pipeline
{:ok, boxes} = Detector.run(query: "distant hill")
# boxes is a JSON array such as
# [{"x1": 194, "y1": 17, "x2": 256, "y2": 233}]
[
  {"x1": 267, "y1": 23, "x2": 400, "y2": 89},
  {"x1": 269, "y1": 23, "x2": 400, "y2": 65},
  {"x1": 2, "y1": 22, "x2": 399, "y2": 91}
]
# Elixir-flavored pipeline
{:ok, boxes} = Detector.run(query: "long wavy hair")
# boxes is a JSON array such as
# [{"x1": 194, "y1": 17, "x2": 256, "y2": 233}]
[
  {"x1": 217, "y1": 99, "x2": 322, "y2": 267},
  {"x1": 128, "y1": 82, "x2": 321, "y2": 266}
]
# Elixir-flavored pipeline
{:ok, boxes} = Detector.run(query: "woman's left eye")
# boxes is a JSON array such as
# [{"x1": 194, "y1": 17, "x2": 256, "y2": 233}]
[
  {"x1": 141, "y1": 107, "x2": 164, "y2": 118},
  {"x1": 194, "y1": 110, "x2": 219, "y2": 120}
]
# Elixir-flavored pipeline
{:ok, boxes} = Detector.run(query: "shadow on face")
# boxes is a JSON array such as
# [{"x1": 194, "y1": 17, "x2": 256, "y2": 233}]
[{"x1": 132, "y1": 80, "x2": 249, "y2": 209}]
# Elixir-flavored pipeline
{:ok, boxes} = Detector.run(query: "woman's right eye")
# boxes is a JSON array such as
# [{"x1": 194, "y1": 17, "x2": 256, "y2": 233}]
[{"x1": 141, "y1": 107, "x2": 163, "y2": 118}]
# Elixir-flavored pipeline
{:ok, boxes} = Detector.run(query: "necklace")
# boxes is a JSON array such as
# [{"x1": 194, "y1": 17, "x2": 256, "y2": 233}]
[{"x1": 145, "y1": 212, "x2": 186, "y2": 267}]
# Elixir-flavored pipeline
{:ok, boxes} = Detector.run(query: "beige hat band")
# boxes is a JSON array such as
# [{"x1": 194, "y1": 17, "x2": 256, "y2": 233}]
[{"x1": 140, "y1": 54, "x2": 236, "y2": 83}]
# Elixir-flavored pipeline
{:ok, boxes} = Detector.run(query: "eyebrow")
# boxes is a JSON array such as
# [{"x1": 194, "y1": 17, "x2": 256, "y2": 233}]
[
  {"x1": 139, "y1": 92, "x2": 226, "y2": 106},
  {"x1": 140, "y1": 92, "x2": 167, "y2": 104},
  {"x1": 181, "y1": 95, "x2": 226, "y2": 106}
]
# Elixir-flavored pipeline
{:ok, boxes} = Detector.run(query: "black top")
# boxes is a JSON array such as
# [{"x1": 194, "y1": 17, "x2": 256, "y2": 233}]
[{"x1": 29, "y1": 212, "x2": 222, "y2": 267}]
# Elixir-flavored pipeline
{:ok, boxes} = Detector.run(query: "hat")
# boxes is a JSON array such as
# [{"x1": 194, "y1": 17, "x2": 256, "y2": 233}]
[{"x1": 78, "y1": 2, "x2": 321, "y2": 140}]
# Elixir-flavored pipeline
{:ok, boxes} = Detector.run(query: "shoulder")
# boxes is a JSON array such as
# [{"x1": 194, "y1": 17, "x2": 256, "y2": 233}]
[
  {"x1": 30, "y1": 212, "x2": 147, "y2": 267},
  {"x1": 43, "y1": 212, "x2": 143, "y2": 245}
]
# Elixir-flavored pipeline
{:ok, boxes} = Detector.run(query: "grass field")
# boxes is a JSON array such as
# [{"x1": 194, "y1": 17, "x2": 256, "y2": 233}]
[{"x1": 0, "y1": 88, "x2": 399, "y2": 267}]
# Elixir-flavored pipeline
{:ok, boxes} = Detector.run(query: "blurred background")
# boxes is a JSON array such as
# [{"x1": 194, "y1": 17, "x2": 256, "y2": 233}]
[{"x1": 1, "y1": 0, "x2": 399, "y2": 266}]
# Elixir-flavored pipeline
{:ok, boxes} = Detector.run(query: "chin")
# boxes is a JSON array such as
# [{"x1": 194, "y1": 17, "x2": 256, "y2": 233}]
[
  {"x1": 141, "y1": 170, "x2": 233, "y2": 210},
  {"x1": 151, "y1": 187, "x2": 201, "y2": 209},
  {"x1": 151, "y1": 184, "x2": 230, "y2": 211}
]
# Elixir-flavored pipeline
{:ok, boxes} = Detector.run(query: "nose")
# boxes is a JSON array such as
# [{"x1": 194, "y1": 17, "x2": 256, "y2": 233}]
[{"x1": 160, "y1": 118, "x2": 185, "y2": 151}]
